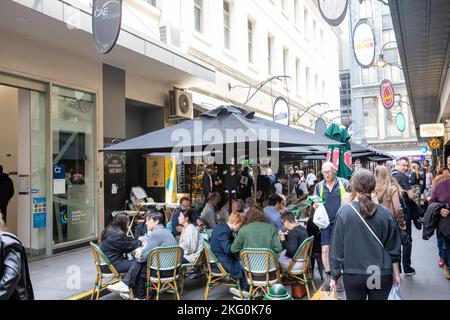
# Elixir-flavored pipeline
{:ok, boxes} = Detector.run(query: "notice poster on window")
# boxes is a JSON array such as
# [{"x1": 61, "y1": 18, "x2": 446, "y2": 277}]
[
  {"x1": 19, "y1": 174, "x2": 30, "y2": 195},
  {"x1": 147, "y1": 156, "x2": 165, "y2": 188},
  {"x1": 32, "y1": 197, "x2": 46, "y2": 229},
  {"x1": 53, "y1": 164, "x2": 66, "y2": 195}
]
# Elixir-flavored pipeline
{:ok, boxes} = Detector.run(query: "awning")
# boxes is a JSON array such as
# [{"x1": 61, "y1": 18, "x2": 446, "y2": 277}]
[
  {"x1": 102, "y1": 105, "x2": 342, "y2": 153},
  {"x1": 390, "y1": 0, "x2": 450, "y2": 137}
]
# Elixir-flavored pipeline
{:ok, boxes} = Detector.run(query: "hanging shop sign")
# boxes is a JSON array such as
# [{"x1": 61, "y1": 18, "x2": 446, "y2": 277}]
[
  {"x1": 428, "y1": 137, "x2": 442, "y2": 150},
  {"x1": 315, "y1": 118, "x2": 327, "y2": 136},
  {"x1": 396, "y1": 112, "x2": 406, "y2": 132},
  {"x1": 420, "y1": 146, "x2": 428, "y2": 154},
  {"x1": 92, "y1": 0, "x2": 123, "y2": 54},
  {"x1": 380, "y1": 79, "x2": 395, "y2": 109},
  {"x1": 273, "y1": 97, "x2": 290, "y2": 126},
  {"x1": 420, "y1": 123, "x2": 445, "y2": 138},
  {"x1": 352, "y1": 20, "x2": 376, "y2": 68},
  {"x1": 317, "y1": 0, "x2": 348, "y2": 27}
]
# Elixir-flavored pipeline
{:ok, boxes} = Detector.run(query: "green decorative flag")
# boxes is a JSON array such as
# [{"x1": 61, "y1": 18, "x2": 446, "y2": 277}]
[{"x1": 325, "y1": 123, "x2": 353, "y2": 179}]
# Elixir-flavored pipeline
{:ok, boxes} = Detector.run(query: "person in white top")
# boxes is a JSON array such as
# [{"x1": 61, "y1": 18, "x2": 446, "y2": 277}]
[
  {"x1": 178, "y1": 210, "x2": 202, "y2": 263},
  {"x1": 306, "y1": 169, "x2": 317, "y2": 188}
]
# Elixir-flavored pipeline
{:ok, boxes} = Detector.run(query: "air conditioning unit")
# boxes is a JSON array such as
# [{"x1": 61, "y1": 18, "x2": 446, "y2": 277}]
[
  {"x1": 168, "y1": 89, "x2": 193, "y2": 120},
  {"x1": 160, "y1": 24, "x2": 181, "y2": 49}
]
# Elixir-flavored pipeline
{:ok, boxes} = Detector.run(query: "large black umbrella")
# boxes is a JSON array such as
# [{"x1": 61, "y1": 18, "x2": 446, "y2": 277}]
[{"x1": 101, "y1": 106, "x2": 341, "y2": 153}]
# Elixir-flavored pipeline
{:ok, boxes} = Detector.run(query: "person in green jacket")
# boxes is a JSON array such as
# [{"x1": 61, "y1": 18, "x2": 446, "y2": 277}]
[{"x1": 231, "y1": 206, "x2": 283, "y2": 254}]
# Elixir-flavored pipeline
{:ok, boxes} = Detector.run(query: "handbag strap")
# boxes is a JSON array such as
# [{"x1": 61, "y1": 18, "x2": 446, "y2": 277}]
[{"x1": 349, "y1": 203, "x2": 384, "y2": 249}]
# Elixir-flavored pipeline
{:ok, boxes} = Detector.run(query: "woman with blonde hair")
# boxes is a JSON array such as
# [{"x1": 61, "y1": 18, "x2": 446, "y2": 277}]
[{"x1": 374, "y1": 166, "x2": 406, "y2": 231}]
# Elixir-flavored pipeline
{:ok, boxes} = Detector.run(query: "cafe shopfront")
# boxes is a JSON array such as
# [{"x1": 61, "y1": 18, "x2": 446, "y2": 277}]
[{"x1": 0, "y1": 1, "x2": 214, "y2": 258}]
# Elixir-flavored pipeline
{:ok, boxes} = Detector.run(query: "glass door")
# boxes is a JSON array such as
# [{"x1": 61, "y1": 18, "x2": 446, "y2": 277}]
[{"x1": 51, "y1": 86, "x2": 96, "y2": 245}]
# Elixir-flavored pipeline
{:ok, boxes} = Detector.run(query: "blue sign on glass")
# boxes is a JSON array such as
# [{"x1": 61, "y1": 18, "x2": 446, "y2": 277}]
[
  {"x1": 53, "y1": 164, "x2": 66, "y2": 180},
  {"x1": 32, "y1": 197, "x2": 46, "y2": 229}
]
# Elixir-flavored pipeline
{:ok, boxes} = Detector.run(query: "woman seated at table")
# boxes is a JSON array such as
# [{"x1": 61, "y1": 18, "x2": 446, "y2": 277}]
[
  {"x1": 100, "y1": 212, "x2": 145, "y2": 274},
  {"x1": 218, "y1": 199, "x2": 244, "y2": 224},
  {"x1": 178, "y1": 210, "x2": 203, "y2": 264},
  {"x1": 107, "y1": 209, "x2": 178, "y2": 300},
  {"x1": 231, "y1": 206, "x2": 283, "y2": 255},
  {"x1": 278, "y1": 212, "x2": 308, "y2": 272},
  {"x1": 210, "y1": 212, "x2": 248, "y2": 290}
]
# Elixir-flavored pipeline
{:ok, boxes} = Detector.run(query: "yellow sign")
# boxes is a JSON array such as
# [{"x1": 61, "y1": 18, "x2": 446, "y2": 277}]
[
  {"x1": 165, "y1": 157, "x2": 177, "y2": 203},
  {"x1": 428, "y1": 137, "x2": 442, "y2": 150},
  {"x1": 146, "y1": 156, "x2": 165, "y2": 188}
]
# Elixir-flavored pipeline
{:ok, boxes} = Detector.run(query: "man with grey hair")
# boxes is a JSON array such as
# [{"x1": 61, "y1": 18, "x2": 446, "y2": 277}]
[
  {"x1": 314, "y1": 162, "x2": 349, "y2": 291},
  {"x1": 201, "y1": 193, "x2": 220, "y2": 229}
]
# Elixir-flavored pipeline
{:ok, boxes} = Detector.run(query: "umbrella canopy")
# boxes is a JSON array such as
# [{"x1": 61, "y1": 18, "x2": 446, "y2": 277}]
[
  {"x1": 325, "y1": 123, "x2": 353, "y2": 179},
  {"x1": 101, "y1": 105, "x2": 342, "y2": 153}
]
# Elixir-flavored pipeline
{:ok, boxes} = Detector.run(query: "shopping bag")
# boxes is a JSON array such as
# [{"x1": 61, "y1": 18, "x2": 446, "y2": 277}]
[
  {"x1": 310, "y1": 286, "x2": 338, "y2": 300},
  {"x1": 313, "y1": 203, "x2": 330, "y2": 229},
  {"x1": 388, "y1": 286, "x2": 402, "y2": 300}
]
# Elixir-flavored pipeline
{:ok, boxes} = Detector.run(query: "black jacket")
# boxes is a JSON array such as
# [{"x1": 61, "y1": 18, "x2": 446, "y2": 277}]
[
  {"x1": 0, "y1": 232, "x2": 34, "y2": 300},
  {"x1": 330, "y1": 202, "x2": 401, "y2": 281},
  {"x1": 202, "y1": 172, "x2": 213, "y2": 198},
  {"x1": 224, "y1": 172, "x2": 240, "y2": 193},
  {"x1": 100, "y1": 231, "x2": 141, "y2": 265},
  {"x1": 281, "y1": 225, "x2": 308, "y2": 259},
  {"x1": 423, "y1": 202, "x2": 450, "y2": 240},
  {"x1": 0, "y1": 173, "x2": 14, "y2": 205}
]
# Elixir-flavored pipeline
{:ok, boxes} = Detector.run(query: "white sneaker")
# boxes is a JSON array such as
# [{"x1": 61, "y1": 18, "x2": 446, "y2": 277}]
[
  {"x1": 229, "y1": 287, "x2": 250, "y2": 299},
  {"x1": 119, "y1": 292, "x2": 130, "y2": 300},
  {"x1": 107, "y1": 281, "x2": 130, "y2": 294}
]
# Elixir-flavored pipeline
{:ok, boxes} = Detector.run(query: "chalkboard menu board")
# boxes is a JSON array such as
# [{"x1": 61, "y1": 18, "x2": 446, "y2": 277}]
[{"x1": 177, "y1": 163, "x2": 187, "y2": 193}]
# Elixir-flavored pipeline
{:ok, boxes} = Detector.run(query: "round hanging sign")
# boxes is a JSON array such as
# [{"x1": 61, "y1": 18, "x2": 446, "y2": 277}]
[
  {"x1": 396, "y1": 112, "x2": 406, "y2": 132},
  {"x1": 273, "y1": 97, "x2": 290, "y2": 126},
  {"x1": 317, "y1": 0, "x2": 348, "y2": 27},
  {"x1": 92, "y1": 0, "x2": 123, "y2": 54},
  {"x1": 380, "y1": 79, "x2": 395, "y2": 109},
  {"x1": 352, "y1": 20, "x2": 376, "y2": 68}
]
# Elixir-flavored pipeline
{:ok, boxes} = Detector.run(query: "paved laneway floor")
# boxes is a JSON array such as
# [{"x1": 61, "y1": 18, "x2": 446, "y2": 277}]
[{"x1": 29, "y1": 227, "x2": 450, "y2": 300}]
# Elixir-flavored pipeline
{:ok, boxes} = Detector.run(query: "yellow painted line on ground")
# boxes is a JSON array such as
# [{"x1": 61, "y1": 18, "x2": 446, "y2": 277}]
[{"x1": 68, "y1": 289, "x2": 94, "y2": 300}]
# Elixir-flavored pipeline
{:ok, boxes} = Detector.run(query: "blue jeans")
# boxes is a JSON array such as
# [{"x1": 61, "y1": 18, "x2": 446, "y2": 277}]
[
  {"x1": 437, "y1": 232, "x2": 446, "y2": 260},
  {"x1": 442, "y1": 237, "x2": 450, "y2": 268}
]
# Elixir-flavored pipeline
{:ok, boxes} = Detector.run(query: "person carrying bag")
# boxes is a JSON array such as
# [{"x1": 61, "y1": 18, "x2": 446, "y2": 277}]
[{"x1": 329, "y1": 169, "x2": 402, "y2": 300}]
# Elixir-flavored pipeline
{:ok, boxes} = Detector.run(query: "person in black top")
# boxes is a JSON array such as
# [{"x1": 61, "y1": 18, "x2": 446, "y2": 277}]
[
  {"x1": 329, "y1": 169, "x2": 401, "y2": 300},
  {"x1": 0, "y1": 165, "x2": 14, "y2": 224},
  {"x1": 202, "y1": 166, "x2": 214, "y2": 200},
  {"x1": 238, "y1": 167, "x2": 253, "y2": 200},
  {"x1": 391, "y1": 157, "x2": 416, "y2": 276},
  {"x1": 256, "y1": 168, "x2": 272, "y2": 206},
  {"x1": 306, "y1": 205, "x2": 324, "y2": 280},
  {"x1": 224, "y1": 165, "x2": 240, "y2": 200},
  {"x1": 277, "y1": 212, "x2": 308, "y2": 272},
  {"x1": 100, "y1": 212, "x2": 144, "y2": 274}
]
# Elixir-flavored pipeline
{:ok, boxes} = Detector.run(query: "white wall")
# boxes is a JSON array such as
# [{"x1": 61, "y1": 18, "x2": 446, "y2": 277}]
[{"x1": 157, "y1": 0, "x2": 342, "y2": 127}]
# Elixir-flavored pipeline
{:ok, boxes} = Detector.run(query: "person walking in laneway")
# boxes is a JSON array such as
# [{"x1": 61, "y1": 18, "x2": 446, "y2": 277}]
[
  {"x1": 330, "y1": 169, "x2": 402, "y2": 300},
  {"x1": 0, "y1": 165, "x2": 14, "y2": 224},
  {"x1": 314, "y1": 162, "x2": 349, "y2": 291},
  {"x1": 428, "y1": 164, "x2": 450, "y2": 280},
  {"x1": 392, "y1": 157, "x2": 416, "y2": 276},
  {"x1": 374, "y1": 166, "x2": 407, "y2": 231}
]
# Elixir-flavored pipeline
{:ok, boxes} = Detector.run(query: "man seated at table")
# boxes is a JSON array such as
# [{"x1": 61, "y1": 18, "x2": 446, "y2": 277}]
[
  {"x1": 107, "y1": 210, "x2": 178, "y2": 300},
  {"x1": 278, "y1": 212, "x2": 308, "y2": 272},
  {"x1": 201, "y1": 193, "x2": 220, "y2": 229},
  {"x1": 263, "y1": 194, "x2": 286, "y2": 231},
  {"x1": 170, "y1": 197, "x2": 201, "y2": 237}
]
